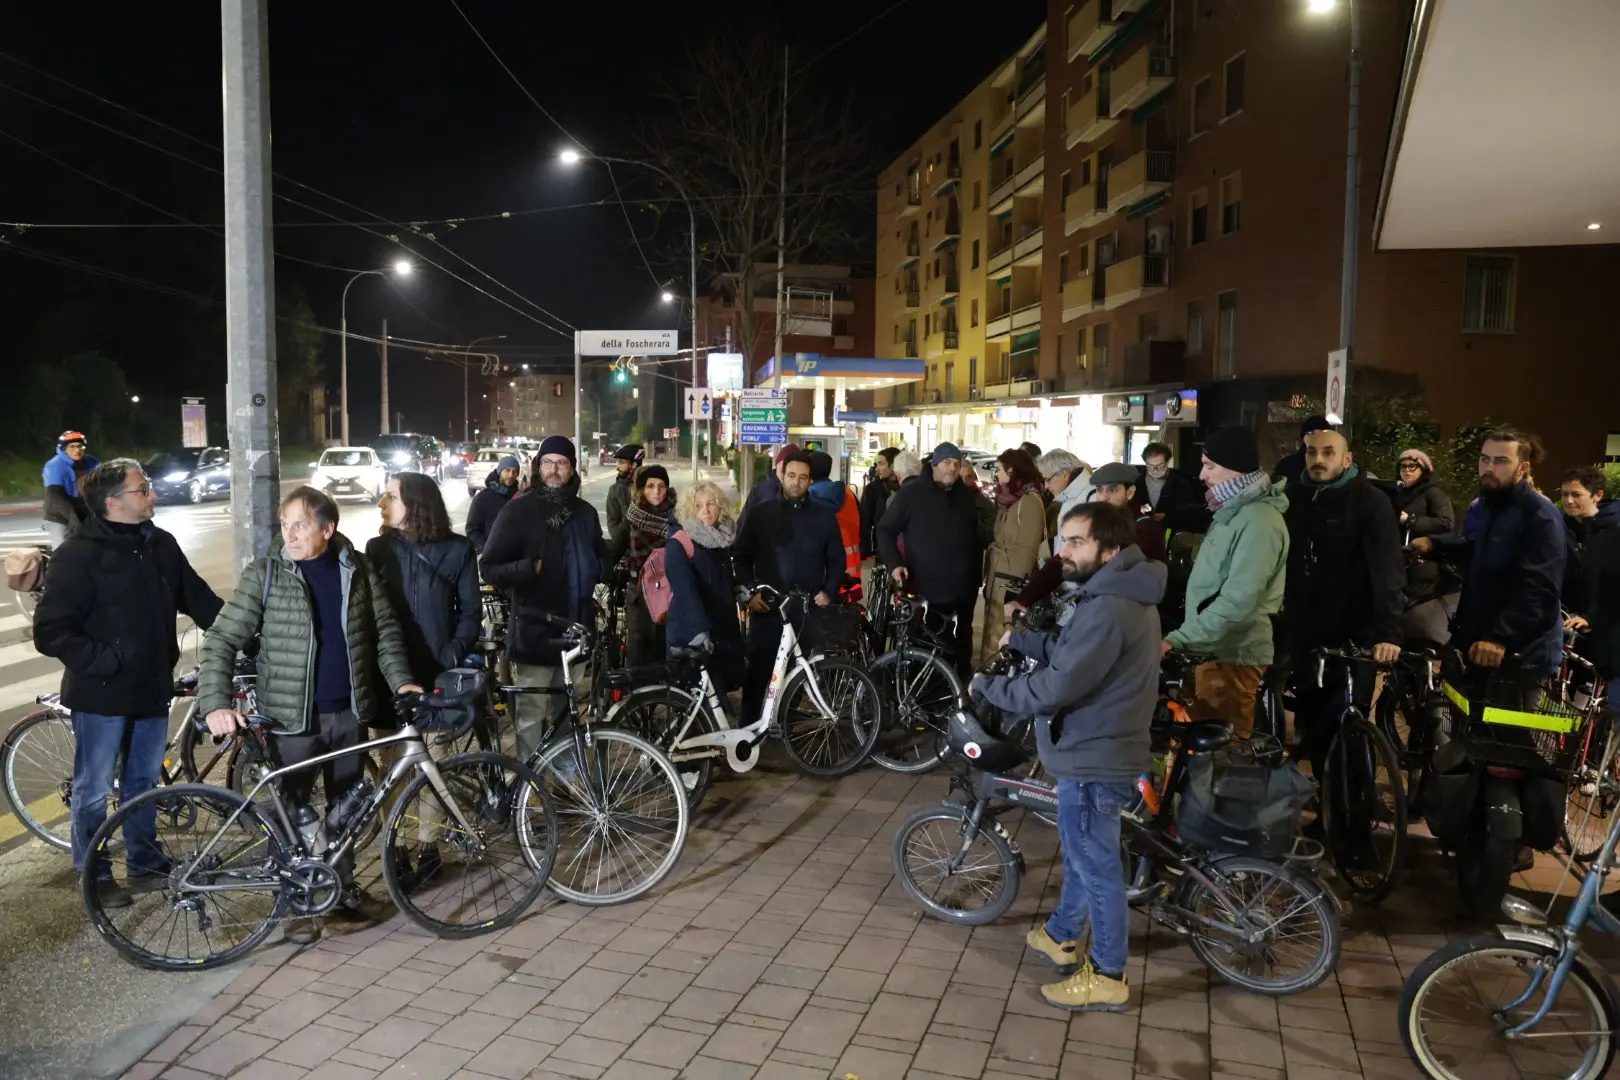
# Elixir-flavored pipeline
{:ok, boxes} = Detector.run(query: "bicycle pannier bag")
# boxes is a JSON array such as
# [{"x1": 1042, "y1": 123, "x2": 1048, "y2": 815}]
[
  {"x1": 641, "y1": 532, "x2": 695, "y2": 626},
  {"x1": 5, "y1": 548, "x2": 45, "y2": 592},
  {"x1": 1174, "y1": 753, "x2": 1315, "y2": 858}
]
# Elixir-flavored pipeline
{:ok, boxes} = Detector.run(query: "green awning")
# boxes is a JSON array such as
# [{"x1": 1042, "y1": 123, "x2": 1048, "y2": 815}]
[
  {"x1": 1011, "y1": 330, "x2": 1041, "y2": 352},
  {"x1": 994, "y1": 271, "x2": 1014, "y2": 285},
  {"x1": 1130, "y1": 87, "x2": 1172, "y2": 125},
  {"x1": 931, "y1": 235, "x2": 960, "y2": 252},
  {"x1": 990, "y1": 128, "x2": 1016, "y2": 157},
  {"x1": 996, "y1": 209, "x2": 1014, "y2": 221},
  {"x1": 1088, "y1": 0, "x2": 1162, "y2": 64},
  {"x1": 1124, "y1": 190, "x2": 1172, "y2": 220},
  {"x1": 940, "y1": 295, "x2": 958, "y2": 306}
]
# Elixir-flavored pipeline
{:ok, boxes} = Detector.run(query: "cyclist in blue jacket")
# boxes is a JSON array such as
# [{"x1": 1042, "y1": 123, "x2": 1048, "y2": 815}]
[{"x1": 42, "y1": 430, "x2": 100, "y2": 549}]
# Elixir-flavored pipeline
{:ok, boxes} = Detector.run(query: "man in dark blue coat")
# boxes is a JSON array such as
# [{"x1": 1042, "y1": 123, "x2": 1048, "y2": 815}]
[{"x1": 480, "y1": 436, "x2": 605, "y2": 757}]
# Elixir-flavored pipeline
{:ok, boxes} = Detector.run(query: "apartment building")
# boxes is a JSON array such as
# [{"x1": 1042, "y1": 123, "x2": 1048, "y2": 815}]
[
  {"x1": 493, "y1": 372, "x2": 574, "y2": 440},
  {"x1": 873, "y1": 0, "x2": 1620, "y2": 473}
]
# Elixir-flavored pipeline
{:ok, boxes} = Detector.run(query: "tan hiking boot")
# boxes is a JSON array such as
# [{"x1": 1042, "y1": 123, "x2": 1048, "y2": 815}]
[
  {"x1": 1040, "y1": 967, "x2": 1130, "y2": 1013},
  {"x1": 1024, "y1": 926, "x2": 1080, "y2": 974}
]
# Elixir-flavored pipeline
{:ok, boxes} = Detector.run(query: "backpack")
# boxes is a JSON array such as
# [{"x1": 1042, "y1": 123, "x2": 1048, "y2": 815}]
[{"x1": 641, "y1": 531, "x2": 696, "y2": 625}]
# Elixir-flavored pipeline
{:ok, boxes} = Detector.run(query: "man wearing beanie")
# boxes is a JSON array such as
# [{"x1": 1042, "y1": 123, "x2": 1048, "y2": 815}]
[
  {"x1": 1162, "y1": 427, "x2": 1290, "y2": 737},
  {"x1": 876, "y1": 441, "x2": 989, "y2": 673},
  {"x1": 480, "y1": 435, "x2": 605, "y2": 756},
  {"x1": 466, "y1": 455, "x2": 522, "y2": 555},
  {"x1": 1284, "y1": 427, "x2": 1405, "y2": 778},
  {"x1": 1272, "y1": 415, "x2": 1334, "y2": 489}
]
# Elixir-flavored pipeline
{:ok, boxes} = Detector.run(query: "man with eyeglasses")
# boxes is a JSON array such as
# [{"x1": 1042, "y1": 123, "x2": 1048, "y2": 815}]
[
  {"x1": 1138, "y1": 442, "x2": 1198, "y2": 513},
  {"x1": 34, "y1": 459, "x2": 222, "y2": 909}
]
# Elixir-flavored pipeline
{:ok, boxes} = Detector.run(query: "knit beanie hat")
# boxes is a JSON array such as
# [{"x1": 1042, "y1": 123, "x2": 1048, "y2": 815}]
[
  {"x1": 537, "y1": 434, "x2": 576, "y2": 465},
  {"x1": 636, "y1": 464, "x2": 670, "y2": 489},
  {"x1": 1398, "y1": 448, "x2": 1434, "y2": 474},
  {"x1": 1202, "y1": 427, "x2": 1260, "y2": 474}
]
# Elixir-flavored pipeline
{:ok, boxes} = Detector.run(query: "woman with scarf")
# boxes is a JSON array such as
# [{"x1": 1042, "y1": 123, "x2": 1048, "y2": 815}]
[
  {"x1": 981, "y1": 447, "x2": 1048, "y2": 658},
  {"x1": 1390, "y1": 448, "x2": 1459, "y2": 645},
  {"x1": 664, "y1": 481, "x2": 745, "y2": 692},
  {"x1": 613, "y1": 464, "x2": 678, "y2": 665}
]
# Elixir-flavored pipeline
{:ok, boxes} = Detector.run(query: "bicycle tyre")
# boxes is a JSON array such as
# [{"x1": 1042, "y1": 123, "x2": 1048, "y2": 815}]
[
  {"x1": 174, "y1": 703, "x2": 207, "y2": 783},
  {"x1": 608, "y1": 686, "x2": 717, "y2": 806},
  {"x1": 1399, "y1": 934, "x2": 1617, "y2": 1080},
  {"x1": 1321, "y1": 717, "x2": 1408, "y2": 903},
  {"x1": 869, "y1": 647, "x2": 962, "y2": 775},
  {"x1": 891, "y1": 803, "x2": 1021, "y2": 926},
  {"x1": 82, "y1": 783, "x2": 289, "y2": 971},
  {"x1": 1179, "y1": 854, "x2": 1341, "y2": 996},
  {"x1": 381, "y1": 752, "x2": 557, "y2": 938},
  {"x1": 775, "y1": 658, "x2": 882, "y2": 778},
  {"x1": 530, "y1": 727, "x2": 688, "y2": 906},
  {"x1": 2, "y1": 708, "x2": 76, "y2": 850}
]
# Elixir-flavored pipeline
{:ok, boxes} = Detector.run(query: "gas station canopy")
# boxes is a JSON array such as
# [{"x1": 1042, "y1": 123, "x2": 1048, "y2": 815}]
[{"x1": 754, "y1": 354, "x2": 926, "y2": 392}]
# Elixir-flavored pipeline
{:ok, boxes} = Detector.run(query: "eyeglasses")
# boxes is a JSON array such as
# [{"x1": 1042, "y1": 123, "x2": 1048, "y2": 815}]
[
  {"x1": 1398, "y1": 462, "x2": 1422, "y2": 471},
  {"x1": 117, "y1": 485, "x2": 153, "y2": 498}
]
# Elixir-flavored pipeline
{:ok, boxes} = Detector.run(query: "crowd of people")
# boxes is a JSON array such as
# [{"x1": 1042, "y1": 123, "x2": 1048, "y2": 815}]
[{"x1": 28, "y1": 417, "x2": 1620, "y2": 1013}]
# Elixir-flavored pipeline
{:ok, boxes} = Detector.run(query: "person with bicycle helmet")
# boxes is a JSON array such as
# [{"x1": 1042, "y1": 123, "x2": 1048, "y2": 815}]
[
  {"x1": 604, "y1": 443, "x2": 645, "y2": 541},
  {"x1": 42, "y1": 430, "x2": 99, "y2": 548}
]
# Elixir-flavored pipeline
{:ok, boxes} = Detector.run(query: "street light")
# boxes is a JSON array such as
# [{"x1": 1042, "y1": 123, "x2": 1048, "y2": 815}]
[
  {"x1": 559, "y1": 148, "x2": 701, "y2": 482},
  {"x1": 129, "y1": 395, "x2": 140, "y2": 404},
  {"x1": 1308, "y1": 0, "x2": 1359, "y2": 432},
  {"x1": 340, "y1": 259, "x2": 414, "y2": 445},
  {"x1": 462, "y1": 334, "x2": 506, "y2": 441},
  {"x1": 660, "y1": 290, "x2": 676, "y2": 304}
]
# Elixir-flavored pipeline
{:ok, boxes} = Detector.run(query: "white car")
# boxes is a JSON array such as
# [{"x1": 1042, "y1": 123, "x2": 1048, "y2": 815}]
[
  {"x1": 310, "y1": 447, "x2": 387, "y2": 503},
  {"x1": 465, "y1": 447, "x2": 532, "y2": 497}
]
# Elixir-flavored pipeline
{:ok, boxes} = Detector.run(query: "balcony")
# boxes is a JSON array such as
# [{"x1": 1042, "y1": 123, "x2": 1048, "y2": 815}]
[
  {"x1": 1104, "y1": 254, "x2": 1170, "y2": 309},
  {"x1": 1013, "y1": 226, "x2": 1044, "y2": 266},
  {"x1": 903, "y1": 339, "x2": 918, "y2": 358},
  {"x1": 932, "y1": 161, "x2": 962, "y2": 197},
  {"x1": 900, "y1": 189, "x2": 922, "y2": 216},
  {"x1": 989, "y1": 109, "x2": 1015, "y2": 149},
  {"x1": 985, "y1": 312, "x2": 1013, "y2": 341},
  {"x1": 1123, "y1": 339, "x2": 1186, "y2": 385},
  {"x1": 1011, "y1": 303, "x2": 1042, "y2": 333},
  {"x1": 1062, "y1": 276, "x2": 1096, "y2": 321},
  {"x1": 1066, "y1": 83, "x2": 1118, "y2": 149},
  {"x1": 1114, "y1": 0, "x2": 1149, "y2": 13},
  {"x1": 1015, "y1": 153, "x2": 1045, "y2": 195},
  {"x1": 1015, "y1": 73, "x2": 1046, "y2": 128},
  {"x1": 924, "y1": 329, "x2": 960, "y2": 359},
  {"x1": 989, "y1": 172, "x2": 1017, "y2": 213},
  {"x1": 903, "y1": 238, "x2": 921, "y2": 263},
  {"x1": 1067, "y1": 0, "x2": 1121, "y2": 62},
  {"x1": 1110, "y1": 46, "x2": 1175, "y2": 116},
  {"x1": 934, "y1": 273, "x2": 960, "y2": 299},
  {"x1": 904, "y1": 290, "x2": 920, "y2": 310},
  {"x1": 988, "y1": 243, "x2": 1015, "y2": 277},
  {"x1": 1064, "y1": 180, "x2": 1111, "y2": 234},
  {"x1": 1106, "y1": 150, "x2": 1174, "y2": 214}
]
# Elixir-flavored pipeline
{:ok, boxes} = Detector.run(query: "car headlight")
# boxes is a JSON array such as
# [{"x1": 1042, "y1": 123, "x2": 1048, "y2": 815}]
[
  {"x1": 312, "y1": 470, "x2": 329, "y2": 486},
  {"x1": 392, "y1": 452, "x2": 411, "y2": 464},
  {"x1": 163, "y1": 471, "x2": 189, "y2": 482}
]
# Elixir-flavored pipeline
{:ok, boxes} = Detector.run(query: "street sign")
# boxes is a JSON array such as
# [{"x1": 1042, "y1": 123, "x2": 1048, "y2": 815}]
[
  {"x1": 834, "y1": 410, "x2": 877, "y2": 424},
  {"x1": 684, "y1": 386, "x2": 714, "y2": 420},
  {"x1": 663, "y1": 427, "x2": 679, "y2": 439},
  {"x1": 720, "y1": 401, "x2": 732, "y2": 420},
  {"x1": 739, "y1": 388, "x2": 787, "y2": 404},
  {"x1": 181, "y1": 397, "x2": 207, "y2": 448},
  {"x1": 576, "y1": 329, "x2": 679, "y2": 356},
  {"x1": 706, "y1": 352, "x2": 745, "y2": 393},
  {"x1": 1324, "y1": 348, "x2": 1348, "y2": 425},
  {"x1": 740, "y1": 407, "x2": 788, "y2": 424}
]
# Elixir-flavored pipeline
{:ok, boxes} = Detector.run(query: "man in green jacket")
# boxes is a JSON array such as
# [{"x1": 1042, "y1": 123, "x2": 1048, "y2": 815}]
[
  {"x1": 199, "y1": 486, "x2": 420, "y2": 941},
  {"x1": 1162, "y1": 428, "x2": 1289, "y2": 736}
]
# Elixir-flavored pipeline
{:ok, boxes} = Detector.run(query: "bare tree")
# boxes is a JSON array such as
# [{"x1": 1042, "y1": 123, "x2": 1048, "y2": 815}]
[{"x1": 637, "y1": 26, "x2": 870, "y2": 367}]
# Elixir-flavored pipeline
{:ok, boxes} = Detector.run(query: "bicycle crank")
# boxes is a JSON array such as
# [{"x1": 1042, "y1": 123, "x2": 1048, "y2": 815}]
[{"x1": 283, "y1": 859, "x2": 343, "y2": 916}]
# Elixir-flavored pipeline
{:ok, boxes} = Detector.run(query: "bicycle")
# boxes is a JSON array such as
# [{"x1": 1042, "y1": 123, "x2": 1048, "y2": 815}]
[
  {"x1": 891, "y1": 704, "x2": 1342, "y2": 996},
  {"x1": 868, "y1": 592, "x2": 967, "y2": 774},
  {"x1": 1397, "y1": 724, "x2": 1620, "y2": 1079},
  {"x1": 80, "y1": 692, "x2": 557, "y2": 970},
  {"x1": 606, "y1": 585, "x2": 883, "y2": 803},
  {"x1": 1303, "y1": 645, "x2": 1410, "y2": 903}
]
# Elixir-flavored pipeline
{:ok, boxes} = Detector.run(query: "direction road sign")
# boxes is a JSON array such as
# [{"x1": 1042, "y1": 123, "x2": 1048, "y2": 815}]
[
  {"x1": 684, "y1": 386, "x2": 714, "y2": 420},
  {"x1": 834, "y1": 410, "x2": 878, "y2": 424},
  {"x1": 739, "y1": 422, "x2": 788, "y2": 435},
  {"x1": 740, "y1": 407, "x2": 787, "y2": 424},
  {"x1": 739, "y1": 388, "x2": 787, "y2": 403}
]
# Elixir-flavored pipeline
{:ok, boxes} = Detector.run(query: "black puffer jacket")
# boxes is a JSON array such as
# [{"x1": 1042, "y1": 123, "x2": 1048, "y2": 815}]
[
  {"x1": 365, "y1": 532, "x2": 481, "y2": 681},
  {"x1": 1391, "y1": 476, "x2": 1455, "y2": 539},
  {"x1": 875, "y1": 477, "x2": 988, "y2": 605},
  {"x1": 859, "y1": 476, "x2": 898, "y2": 559},
  {"x1": 34, "y1": 515, "x2": 223, "y2": 715},
  {"x1": 1284, "y1": 469, "x2": 1407, "y2": 650},
  {"x1": 465, "y1": 467, "x2": 516, "y2": 555}
]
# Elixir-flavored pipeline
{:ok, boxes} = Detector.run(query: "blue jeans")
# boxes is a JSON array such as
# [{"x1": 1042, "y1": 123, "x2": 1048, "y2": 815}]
[
  {"x1": 71, "y1": 712, "x2": 169, "y2": 878},
  {"x1": 1045, "y1": 779, "x2": 1135, "y2": 977}
]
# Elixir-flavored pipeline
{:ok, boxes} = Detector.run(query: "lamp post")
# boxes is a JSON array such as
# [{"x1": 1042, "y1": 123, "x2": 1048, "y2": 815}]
[
  {"x1": 560, "y1": 149, "x2": 699, "y2": 481},
  {"x1": 339, "y1": 259, "x2": 412, "y2": 445},
  {"x1": 1309, "y1": 0, "x2": 1361, "y2": 433},
  {"x1": 462, "y1": 334, "x2": 506, "y2": 442}
]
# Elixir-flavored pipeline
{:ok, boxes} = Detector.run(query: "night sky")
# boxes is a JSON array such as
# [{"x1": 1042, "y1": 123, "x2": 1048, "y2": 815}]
[{"x1": 2, "y1": 1, "x2": 1043, "y2": 440}]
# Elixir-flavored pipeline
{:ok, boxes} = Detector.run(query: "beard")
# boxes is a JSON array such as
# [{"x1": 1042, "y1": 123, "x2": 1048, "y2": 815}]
[{"x1": 1060, "y1": 555, "x2": 1103, "y2": 583}]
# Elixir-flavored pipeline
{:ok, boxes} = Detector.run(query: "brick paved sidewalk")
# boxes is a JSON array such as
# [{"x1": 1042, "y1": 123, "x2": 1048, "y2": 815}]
[{"x1": 123, "y1": 763, "x2": 1618, "y2": 1080}]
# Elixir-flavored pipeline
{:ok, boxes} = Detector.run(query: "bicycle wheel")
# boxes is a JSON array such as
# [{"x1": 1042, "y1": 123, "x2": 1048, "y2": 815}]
[
  {"x1": 869, "y1": 647, "x2": 962, "y2": 774},
  {"x1": 531, "y1": 728, "x2": 688, "y2": 905},
  {"x1": 1564, "y1": 714, "x2": 1618, "y2": 860},
  {"x1": 610, "y1": 687, "x2": 717, "y2": 805},
  {"x1": 1179, "y1": 854, "x2": 1341, "y2": 996},
  {"x1": 1400, "y1": 934, "x2": 1617, "y2": 1080},
  {"x1": 891, "y1": 803, "x2": 1021, "y2": 926},
  {"x1": 82, "y1": 783, "x2": 288, "y2": 971},
  {"x1": 2, "y1": 708, "x2": 76, "y2": 850},
  {"x1": 776, "y1": 658, "x2": 882, "y2": 778},
  {"x1": 1321, "y1": 717, "x2": 1408, "y2": 902},
  {"x1": 382, "y1": 752, "x2": 556, "y2": 938}
]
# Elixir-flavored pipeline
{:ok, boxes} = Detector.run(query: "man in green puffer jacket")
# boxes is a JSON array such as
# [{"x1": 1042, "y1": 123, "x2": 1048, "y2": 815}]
[
  {"x1": 198, "y1": 486, "x2": 419, "y2": 942},
  {"x1": 1162, "y1": 427, "x2": 1289, "y2": 737}
]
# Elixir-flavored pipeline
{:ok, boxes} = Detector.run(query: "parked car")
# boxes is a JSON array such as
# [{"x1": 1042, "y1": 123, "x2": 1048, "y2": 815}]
[
  {"x1": 311, "y1": 446, "x2": 388, "y2": 503},
  {"x1": 147, "y1": 447, "x2": 231, "y2": 504},
  {"x1": 466, "y1": 447, "x2": 530, "y2": 498},
  {"x1": 369, "y1": 434, "x2": 444, "y2": 482},
  {"x1": 445, "y1": 442, "x2": 478, "y2": 479}
]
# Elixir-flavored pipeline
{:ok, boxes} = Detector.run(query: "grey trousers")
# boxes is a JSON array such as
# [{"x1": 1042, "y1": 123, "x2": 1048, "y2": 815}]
[{"x1": 511, "y1": 663, "x2": 565, "y2": 761}]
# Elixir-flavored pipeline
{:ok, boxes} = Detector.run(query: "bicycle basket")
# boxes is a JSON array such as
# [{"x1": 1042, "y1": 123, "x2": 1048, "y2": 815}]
[
  {"x1": 799, "y1": 602, "x2": 866, "y2": 656},
  {"x1": 1174, "y1": 753, "x2": 1316, "y2": 859},
  {"x1": 1441, "y1": 660, "x2": 1585, "y2": 773},
  {"x1": 414, "y1": 667, "x2": 488, "y2": 734}
]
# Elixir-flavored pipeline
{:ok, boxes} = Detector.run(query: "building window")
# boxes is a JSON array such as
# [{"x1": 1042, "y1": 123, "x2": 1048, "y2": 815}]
[
  {"x1": 895, "y1": 181, "x2": 902, "y2": 197},
  {"x1": 1216, "y1": 291, "x2": 1237, "y2": 377},
  {"x1": 969, "y1": 355, "x2": 978, "y2": 389},
  {"x1": 1223, "y1": 53, "x2": 1246, "y2": 118},
  {"x1": 1191, "y1": 77, "x2": 1213, "y2": 137},
  {"x1": 1060, "y1": 89, "x2": 1070, "y2": 136},
  {"x1": 971, "y1": 239, "x2": 980, "y2": 269},
  {"x1": 945, "y1": 360, "x2": 955, "y2": 402},
  {"x1": 1219, "y1": 173, "x2": 1242, "y2": 235},
  {"x1": 1189, "y1": 189, "x2": 1209, "y2": 246},
  {"x1": 1059, "y1": 252, "x2": 1070, "y2": 285},
  {"x1": 974, "y1": 119, "x2": 982, "y2": 149},
  {"x1": 1185, "y1": 301, "x2": 1204, "y2": 356},
  {"x1": 1060, "y1": 171, "x2": 1071, "y2": 211},
  {"x1": 1093, "y1": 324, "x2": 1110, "y2": 374},
  {"x1": 971, "y1": 298, "x2": 980, "y2": 327},
  {"x1": 1463, "y1": 254, "x2": 1517, "y2": 332}
]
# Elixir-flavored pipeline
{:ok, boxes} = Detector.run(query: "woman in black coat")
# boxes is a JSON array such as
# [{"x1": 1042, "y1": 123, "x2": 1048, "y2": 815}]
[
  {"x1": 368, "y1": 471, "x2": 480, "y2": 890},
  {"x1": 612, "y1": 464, "x2": 678, "y2": 666},
  {"x1": 1391, "y1": 449, "x2": 1455, "y2": 539},
  {"x1": 664, "y1": 481, "x2": 746, "y2": 692},
  {"x1": 1391, "y1": 449, "x2": 1459, "y2": 645}
]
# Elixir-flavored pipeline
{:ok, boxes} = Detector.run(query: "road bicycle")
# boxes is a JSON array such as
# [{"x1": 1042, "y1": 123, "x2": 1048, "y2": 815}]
[
  {"x1": 890, "y1": 702, "x2": 1341, "y2": 996},
  {"x1": 80, "y1": 693, "x2": 556, "y2": 970},
  {"x1": 606, "y1": 585, "x2": 883, "y2": 803},
  {"x1": 1397, "y1": 724, "x2": 1620, "y2": 1080},
  {"x1": 868, "y1": 592, "x2": 966, "y2": 774}
]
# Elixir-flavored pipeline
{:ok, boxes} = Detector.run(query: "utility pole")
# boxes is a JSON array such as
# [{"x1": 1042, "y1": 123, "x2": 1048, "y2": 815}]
[
  {"x1": 1337, "y1": 0, "x2": 1362, "y2": 436},
  {"x1": 379, "y1": 317, "x2": 390, "y2": 435},
  {"x1": 220, "y1": 0, "x2": 279, "y2": 571}
]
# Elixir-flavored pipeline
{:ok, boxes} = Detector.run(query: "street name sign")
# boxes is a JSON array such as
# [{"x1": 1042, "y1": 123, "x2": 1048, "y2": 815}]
[{"x1": 576, "y1": 329, "x2": 678, "y2": 356}]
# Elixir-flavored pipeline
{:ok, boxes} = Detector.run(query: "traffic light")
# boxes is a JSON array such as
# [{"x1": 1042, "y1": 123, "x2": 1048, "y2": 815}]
[{"x1": 613, "y1": 369, "x2": 628, "y2": 385}]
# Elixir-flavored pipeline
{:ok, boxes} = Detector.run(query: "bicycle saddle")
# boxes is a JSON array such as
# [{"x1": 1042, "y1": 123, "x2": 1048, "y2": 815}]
[
  {"x1": 173, "y1": 670, "x2": 200, "y2": 694},
  {"x1": 669, "y1": 644, "x2": 711, "y2": 661},
  {"x1": 1176, "y1": 721, "x2": 1234, "y2": 753}
]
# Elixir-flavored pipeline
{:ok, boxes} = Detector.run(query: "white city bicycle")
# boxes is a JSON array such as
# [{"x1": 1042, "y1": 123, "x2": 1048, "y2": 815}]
[{"x1": 606, "y1": 586, "x2": 883, "y2": 803}]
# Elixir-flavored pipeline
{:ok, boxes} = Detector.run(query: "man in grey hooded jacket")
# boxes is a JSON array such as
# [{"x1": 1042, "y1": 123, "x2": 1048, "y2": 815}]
[{"x1": 973, "y1": 501, "x2": 1166, "y2": 1014}]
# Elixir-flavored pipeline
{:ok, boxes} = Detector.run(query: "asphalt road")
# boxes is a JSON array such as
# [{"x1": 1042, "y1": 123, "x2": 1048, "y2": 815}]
[{"x1": 0, "y1": 464, "x2": 631, "y2": 1080}]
